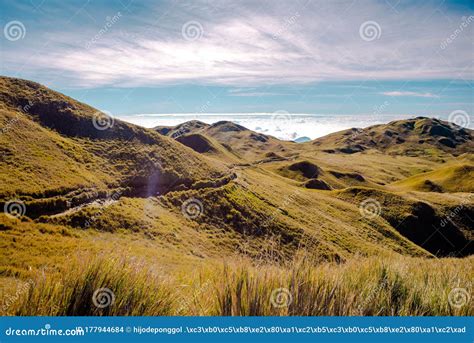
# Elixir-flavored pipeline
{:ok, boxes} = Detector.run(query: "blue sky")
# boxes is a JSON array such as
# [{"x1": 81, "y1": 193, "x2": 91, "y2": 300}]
[{"x1": 1, "y1": 0, "x2": 473, "y2": 117}]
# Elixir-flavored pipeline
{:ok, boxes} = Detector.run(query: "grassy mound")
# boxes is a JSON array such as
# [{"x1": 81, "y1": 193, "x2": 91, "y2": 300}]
[
  {"x1": 392, "y1": 164, "x2": 474, "y2": 193},
  {"x1": 277, "y1": 161, "x2": 321, "y2": 181},
  {"x1": 303, "y1": 179, "x2": 332, "y2": 190},
  {"x1": 329, "y1": 170, "x2": 365, "y2": 182},
  {"x1": 176, "y1": 133, "x2": 217, "y2": 153}
]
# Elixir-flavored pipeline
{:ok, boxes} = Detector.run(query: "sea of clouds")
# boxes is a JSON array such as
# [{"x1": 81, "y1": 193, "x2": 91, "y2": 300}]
[{"x1": 116, "y1": 113, "x2": 456, "y2": 141}]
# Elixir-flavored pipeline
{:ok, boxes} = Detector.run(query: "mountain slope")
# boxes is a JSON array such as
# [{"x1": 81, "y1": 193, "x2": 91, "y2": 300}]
[{"x1": 0, "y1": 76, "x2": 228, "y2": 213}]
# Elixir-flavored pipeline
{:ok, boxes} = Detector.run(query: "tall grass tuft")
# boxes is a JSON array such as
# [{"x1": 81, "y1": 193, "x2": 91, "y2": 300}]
[
  {"x1": 13, "y1": 257, "x2": 175, "y2": 316},
  {"x1": 209, "y1": 256, "x2": 473, "y2": 316}
]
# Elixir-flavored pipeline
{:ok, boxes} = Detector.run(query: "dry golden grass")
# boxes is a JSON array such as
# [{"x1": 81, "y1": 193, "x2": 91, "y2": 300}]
[
  {"x1": 6, "y1": 257, "x2": 174, "y2": 316},
  {"x1": 2, "y1": 254, "x2": 472, "y2": 316}
]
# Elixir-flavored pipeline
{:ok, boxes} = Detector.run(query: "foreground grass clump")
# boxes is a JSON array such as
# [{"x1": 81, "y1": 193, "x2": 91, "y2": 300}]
[
  {"x1": 6, "y1": 255, "x2": 471, "y2": 316},
  {"x1": 210, "y1": 257, "x2": 473, "y2": 316},
  {"x1": 11, "y1": 257, "x2": 175, "y2": 316}
]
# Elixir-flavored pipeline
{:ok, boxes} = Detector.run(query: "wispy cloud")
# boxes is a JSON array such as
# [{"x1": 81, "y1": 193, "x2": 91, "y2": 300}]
[
  {"x1": 227, "y1": 88, "x2": 291, "y2": 97},
  {"x1": 1, "y1": 0, "x2": 473, "y2": 88},
  {"x1": 381, "y1": 91, "x2": 440, "y2": 98}
]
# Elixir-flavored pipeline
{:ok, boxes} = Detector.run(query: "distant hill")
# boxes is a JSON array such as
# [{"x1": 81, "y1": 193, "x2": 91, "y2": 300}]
[
  {"x1": 155, "y1": 120, "x2": 295, "y2": 162},
  {"x1": 311, "y1": 117, "x2": 473, "y2": 157},
  {"x1": 294, "y1": 136, "x2": 311, "y2": 143}
]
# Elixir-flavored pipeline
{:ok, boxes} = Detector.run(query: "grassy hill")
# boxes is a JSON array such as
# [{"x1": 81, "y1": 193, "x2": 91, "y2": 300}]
[
  {"x1": 0, "y1": 77, "x2": 472, "y2": 316},
  {"x1": 310, "y1": 117, "x2": 473, "y2": 157},
  {"x1": 155, "y1": 120, "x2": 295, "y2": 162},
  {"x1": 0, "y1": 76, "x2": 228, "y2": 209}
]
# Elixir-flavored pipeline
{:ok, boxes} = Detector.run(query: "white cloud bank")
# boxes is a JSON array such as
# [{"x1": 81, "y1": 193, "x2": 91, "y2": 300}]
[{"x1": 3, "y1": 0, "x2": 473, "y2": 87}]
